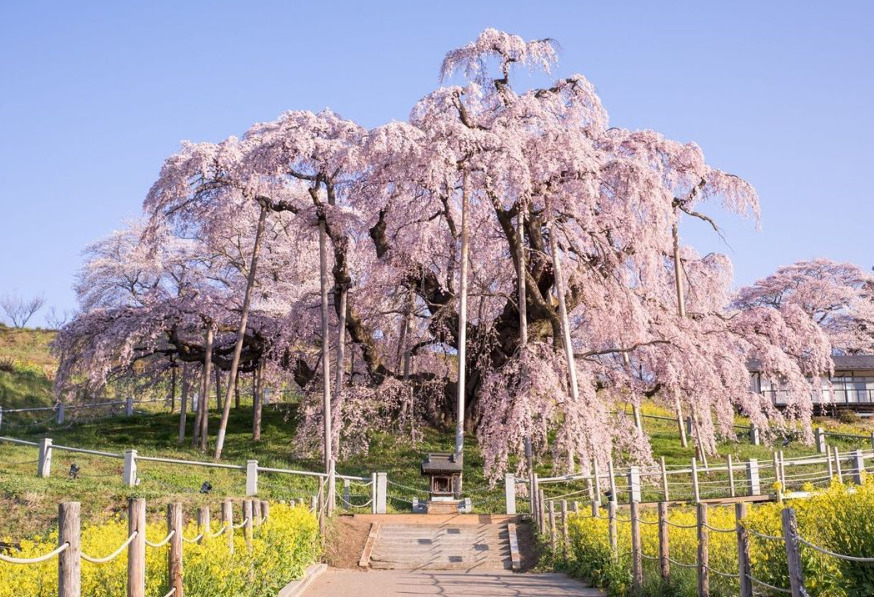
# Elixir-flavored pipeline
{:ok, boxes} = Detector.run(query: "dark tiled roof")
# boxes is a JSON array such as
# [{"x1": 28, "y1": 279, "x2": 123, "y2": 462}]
[
  {"x1": 421, "y1": 452, "x2": 464, "y2": 474},
  {"x1": 748, "y1": 354, "x2": 874, "y2": 373}
]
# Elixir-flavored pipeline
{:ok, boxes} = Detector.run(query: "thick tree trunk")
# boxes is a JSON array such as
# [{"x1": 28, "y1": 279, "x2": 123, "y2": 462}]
[
  {"x1": 178, "y1": 365, "x2": 189, "y2": 443},
  {"x1": 333, "y1": 287, "x2": 347, "y2": 456},
  {"x1": 319, "y1": 215, "x2": 335, "y2": 514},
  {"x1": 548, "y1": 217, "x2": 580, "y2": 471},
  {"x1": 214, "y1": 202, "x2": 269, "y2": 459},
  {"x1": 455, "y1": 173, "x2": 470, "y2": 458}
]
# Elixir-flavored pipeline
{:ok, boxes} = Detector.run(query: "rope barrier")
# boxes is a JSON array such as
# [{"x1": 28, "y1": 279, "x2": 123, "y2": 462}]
[
  {"x1": 145, "y1": 530, "x2": 175, "y2": 548},
  {"x1": 667, "y1": 555, "x2": 698, "y2": 569},
  {"x1": 664, "y1": 520, "x2": 698, "y2": 530},
  {"x1": 232, "y1": 517, "x2": 249, "y2": 530},
  {"x1": 706, "y1": 565, "x2": 739, "y2": 580},
  {"x1": 0, "y1": 542, "x2": 69, "y2": 564},
  {"x1": 747, "y1": 574, "x2": 792, "y2": 594},
  {"x1": 640, "y1": 552, "x2": 659, "y2": 560},
  {"x1": 747, "y1": 528, "x2": 784, "y2": 542},
  {"x1": 161, "y1": 587, "x2": 177, "y2": 597},
  {"x1": 82, "y1": 531, "x2": 138, "y2": 564},
  {"x1": 181, "y1": 533, "x2": 203, "y2": 544},
  {"x1": 798, "y1": 536, "x2": 874, "y2": 562},
  {"x1": 208, "y1": 525, "x2": 228, "y2": 538},
  {"x1": 703, "y1": 523, "x2": 737, "y2": 534}
]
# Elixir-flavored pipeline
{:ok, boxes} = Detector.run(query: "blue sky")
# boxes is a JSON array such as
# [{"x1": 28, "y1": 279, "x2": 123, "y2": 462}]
[{"x1": 1, "y1": 1, "x2": 872, "y2": 326}]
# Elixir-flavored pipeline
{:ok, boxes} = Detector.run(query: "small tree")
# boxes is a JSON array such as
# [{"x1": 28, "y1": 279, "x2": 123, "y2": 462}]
[{"x1": 0, "y1": 293, "x2": 45, "y2": 328}]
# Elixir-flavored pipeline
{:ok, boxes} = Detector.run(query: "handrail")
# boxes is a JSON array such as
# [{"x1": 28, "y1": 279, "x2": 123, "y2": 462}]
[
  {"x1": 137, "y1": 455, "x2": 244, "y2": 470},
  {"x1": 52, "y1": 445, "x2": 124, "y2": 459}
]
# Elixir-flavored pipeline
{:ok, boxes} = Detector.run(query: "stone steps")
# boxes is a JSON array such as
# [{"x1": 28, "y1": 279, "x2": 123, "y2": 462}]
[{"x1": 369, "y1": 523, "x2": 513, "y2": 571}]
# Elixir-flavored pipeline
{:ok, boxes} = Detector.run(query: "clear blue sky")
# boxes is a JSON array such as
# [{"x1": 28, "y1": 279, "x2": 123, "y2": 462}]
[{"x1": 1, "y1": 1, "x2": 872, "y2": 326}]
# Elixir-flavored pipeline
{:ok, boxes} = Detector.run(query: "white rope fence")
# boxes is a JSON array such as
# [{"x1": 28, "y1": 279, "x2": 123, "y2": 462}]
[
  {"x1": 0, "y1": 542, "x2": 69, "y2": 564},
  {"x1": 82, "y1": 531, "x2": 138, "y2": 564}
]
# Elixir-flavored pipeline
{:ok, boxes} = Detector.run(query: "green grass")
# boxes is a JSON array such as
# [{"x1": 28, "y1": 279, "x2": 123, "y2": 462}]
[{"x1": 0, "y1": 325, "x2": 56, "y2": 411}]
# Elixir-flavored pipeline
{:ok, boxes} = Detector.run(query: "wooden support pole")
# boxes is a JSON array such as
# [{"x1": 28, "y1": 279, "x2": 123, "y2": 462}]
[
  {"x1": 660, "y1": 456, "x2": 669, "y2": 502},
  {"x1": 692, "y1": 457, "x2": 700, "y2": 503},
  {"x1": 727, "y1": 454, "x2": 736, "y2": 497},
  {"x1": 630, "y1": 501, "x2": 643, "y2": 592},
  {"x1": 223, "y1": 500, "x2": 234, "y2": 554},
  {"x1": 697, "y1": 502, "x2": 709, "y2": 597},
  {"x1": 38, "y1": 438, "x2": 53, "y2": 478},
  {"x1": 538, "y1": 489, "x2": 546, "y2": 534},
  {"x1": 607, "y1": 500, "x2": 618, "y2": 557},
  {"x1": 736, "y1": 503, "x2": 752, "y2": 597},
  {"x1": 815, "y1": 427, "x2": 826, "y2": 453},
  {"x1": 852, "y1": 449, "x2": 865, "y2": 485},
  {"x1": 561, "y1": 499, "x2": 569, "y2": 556},
  {"x1": 628, "y1": 466, "x2": 641, "y2": 503},
  {"x1": 127, "y1": 498, "x2": 146, "y2": 597},
  {"x1": 658, "y1": 501, "x2": 670, "y2": 581},
  {"x1": 243, "y1": 500, "x2": 253, "y2": 551},
  {"x1": 827, "y1": 449, "x2": 834, "y2": 480},
  {"x1": 781, "y1": 508, "x2": 806, "y2": 597},
  {"x1": 548, "y1": 500, "x2": 556, "y2": 551},
  {"x1": 779, "y1": 450, "x2": 786, "y2": 488},
  {"x1": 608, "y1": 459, "x2": 618, "y2": 505},
  {"x1": 371, "y1": 472, "x2": 378, "y2": 514},
  {"x1": 593, "y1": 459, "x2": 602, "y2": 511},
  {"x1": 772, "y1": 452, "x2": 781, "y2": 491},
  {"x1": 197, "y1": 507, "x2": 210, "y2": 544},
  {"x1": 167, "y1": 503, "x2": 183, "y2": 597},
  {"x1": 833, "y1": 446, "x2": 843, "y2": 483},
  {"x1": 58, "y1": 502, "x2": 81, "y2": 597},
  {"x1": 746, "y1": 459, "x2": 761, "y2": 495}
]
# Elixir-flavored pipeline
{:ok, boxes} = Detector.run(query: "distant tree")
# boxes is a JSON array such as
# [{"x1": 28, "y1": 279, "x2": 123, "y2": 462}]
[
  {"x1": 45, "y1": 307, "x2": 72, "y2": 330},
  {"x1": 0, "y1": 293, "x2": 45, "y2": 328}
]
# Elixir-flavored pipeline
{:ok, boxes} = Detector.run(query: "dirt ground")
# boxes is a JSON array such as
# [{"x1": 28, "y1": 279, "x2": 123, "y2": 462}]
[{"x1": 324, "y1": 514, "x2": 373, "y2": 568}]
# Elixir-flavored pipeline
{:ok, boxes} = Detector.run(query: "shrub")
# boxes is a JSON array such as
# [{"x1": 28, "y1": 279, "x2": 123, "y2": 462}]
[
  {"x1": 566, "y1": 479, "x2": 874, "y2": 597},
  {"x1": 0, "y1": 503, "x2": 319, "y2": 597}
]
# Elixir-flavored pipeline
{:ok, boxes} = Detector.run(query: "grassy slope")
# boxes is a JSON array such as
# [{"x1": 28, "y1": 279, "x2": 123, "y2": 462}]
[{"x1": 0, "y1": 325, "x2": 56, "y2": 410}]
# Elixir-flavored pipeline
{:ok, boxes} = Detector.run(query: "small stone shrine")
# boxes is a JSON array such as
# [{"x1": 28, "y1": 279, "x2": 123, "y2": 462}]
[{"x1": 421, "y1": 452, "x2": 464, "y2": 513}]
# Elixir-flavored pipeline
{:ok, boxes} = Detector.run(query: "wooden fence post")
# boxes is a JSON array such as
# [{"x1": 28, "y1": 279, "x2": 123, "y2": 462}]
[
  {"x1": 658, "y1": 501, "x2": 670, "y2": 581},
  {"x1": 607, "y1": 500, "x2": 618, "y2": 556},
  {"x1": 833, "y1": 446, "x2": 843, "y2": 483},
  {"x1": 736, "y1": 503, "x2": 752, "y2": 597},
  {"x1": 505, "y1": 473, "x2": 516, "y2": 515},
  {"x1": 630, "y1": 501, "x2": 643, "y2": 591},
  {"x1": 125, "y1": 396, "x2": 134, "y2": 417},
  {"x1": 56, "y1": 402, "x2": 65, "y2": 425},
  {"x1": 727, "y1": 454, "x2": 736, "y2": 497},
  {"x1": 243, "y1": 500, "x2": 253, "y2": 551},
  {"x1": 168, "y1": 503, "x2": 183, "y2": 597},
  {"x1": 538, "y1": 489, "x2": 546, "y2": 534},
  {"x1": 660, "y1": 456, "x2": 669, "y2": 502},
  {"x1": 781, "y1": 508, "x2": 806, "y2": 597},
  {"x1": 561, "y1": 499, "x2": 569, "y2": 556},
  {"x1": 343, "y1": 478, "x2": 351, "y2": 510},
  {"x1": 370, "y1": 472, "x2": 378, "y2": 514},
  {"x1": 197, "y1": 506, "x2": 210, "y2": 544},
  {"x1": 697, "y1": 502, "x2": 709, "y2": 597},
  {"x1": 691, "y1": 458, "x2": 700, "y2": 503},
  {"x1": 548, "y1": 500, "x2": 556, "y2": 550},
  {"x1": 127, "y1": 498, "x2": 146, "y2": 597},
  {"x1": 38, "y1": 437, "x2": 53, "y2": 478},
  {"x1": 252, "y1": 497, "x2": 262, "y2": 526},
  {"x1": 779, "y1": 450, "x2": 786, "y2": 488},
  {"x1": 827, "y1": 449, "x2": 834, "y2": 480},
  {"x1": 58, "y1": 502, "x2": 81, "y2": 597},
  {"x1": 223, "y1": 500, "x2": 234, "y2": 554},
  {"x1": 749, "y1": 425, "x2": 760, "y2": 446},
  {"x1": 746, "y1": 459, "x2": 760, "y2": 495}
]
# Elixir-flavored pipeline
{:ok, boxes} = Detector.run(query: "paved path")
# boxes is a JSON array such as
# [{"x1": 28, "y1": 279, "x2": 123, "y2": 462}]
[{"x1": 305, "y1": 569, "x2": 604, "y2": 596}]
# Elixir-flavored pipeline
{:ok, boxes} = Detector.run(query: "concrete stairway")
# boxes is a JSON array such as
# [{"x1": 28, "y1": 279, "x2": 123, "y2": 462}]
[{"x1": 369, "y1": 523, "x2": 512, "y2": 571}]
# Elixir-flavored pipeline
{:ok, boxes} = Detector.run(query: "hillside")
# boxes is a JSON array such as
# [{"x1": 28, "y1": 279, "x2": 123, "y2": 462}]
[{"x1": 0, "y1": 325, "x2": 56, "y2": 410}]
